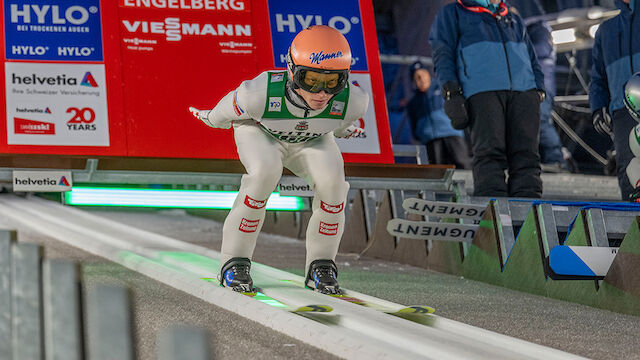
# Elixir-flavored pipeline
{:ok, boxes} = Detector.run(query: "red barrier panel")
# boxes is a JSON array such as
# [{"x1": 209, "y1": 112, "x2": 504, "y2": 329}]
[{"x1": 1, "y1": 0, "x2": 393, "y2": 163}]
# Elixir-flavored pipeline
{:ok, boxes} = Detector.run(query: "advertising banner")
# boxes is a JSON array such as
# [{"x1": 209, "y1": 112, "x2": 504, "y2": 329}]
[
  {"x1": 1, "y1": 0, "x2": 393, "y2": 163},
  {"x1": 4, "y1": 0, "x2": 104, "y2": 62},
  {"x1": 5, "y1": 62, "x2": 109, "y2": 146},
  {"x1": 12, "y1": 170, "x2": 72, "y2": 192}
]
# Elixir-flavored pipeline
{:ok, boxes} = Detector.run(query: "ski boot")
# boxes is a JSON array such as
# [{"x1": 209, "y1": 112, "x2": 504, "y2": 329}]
[
  {"x1": 306, "y1": 259, "x2": 342, "y2": 295},
  {"x1": 218, "y1": 257, "x2": 256, "y2": 293}
]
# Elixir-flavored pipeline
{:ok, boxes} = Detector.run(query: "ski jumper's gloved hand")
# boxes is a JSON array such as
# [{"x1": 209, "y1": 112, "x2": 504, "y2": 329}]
[
  {"x1": 334, "y1": 125, "x2": 365, "y2": 139},
  {"x1": 188, "y1": 106, "x2": 232, "y2": 129},
  {"x1": 592, "y1": 107, "x2": 612, "y2": 136},
  {"x1": 442, "y1": 81, "x2": 469, "y2": 130}
]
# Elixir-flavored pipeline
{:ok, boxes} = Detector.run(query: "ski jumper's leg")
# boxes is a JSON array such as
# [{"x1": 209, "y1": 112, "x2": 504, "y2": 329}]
[
  {"x1": 285, "y1": 133, "x2": 350, "y2": 272},
  {"x1": 221, "y1": 122, "x2": 285, "y2": 266}
]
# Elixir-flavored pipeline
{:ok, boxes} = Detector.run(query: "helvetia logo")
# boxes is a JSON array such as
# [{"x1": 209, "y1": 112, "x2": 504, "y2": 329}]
[
  {"x1": 59, "y1": 176, "x2": 70, "y2": 186},
  {"x1": 81, "y1": 72, "x2": 98, "y2": 87},
  {"x1": 14, "y1": 117, "x2": 55, "y2": 135}
]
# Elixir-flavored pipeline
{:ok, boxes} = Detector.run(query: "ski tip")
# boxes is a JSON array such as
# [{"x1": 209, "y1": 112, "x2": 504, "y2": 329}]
[
  {"x1": 393, "y1": 305, "x2": 436, "y2": 315},
  {"x1": 293, "y1": 305, "x2": 334, "y2": 313}
]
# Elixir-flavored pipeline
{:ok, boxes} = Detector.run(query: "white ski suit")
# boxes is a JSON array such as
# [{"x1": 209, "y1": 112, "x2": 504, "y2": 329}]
[{"x1": 200, "y1": 70, "x2": 369, "y2": 271}]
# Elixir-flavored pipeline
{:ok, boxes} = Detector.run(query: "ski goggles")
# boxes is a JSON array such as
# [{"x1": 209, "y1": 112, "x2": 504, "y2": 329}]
[{"x1": 291, "y1": 66, "x2": 349, "y2": 95}]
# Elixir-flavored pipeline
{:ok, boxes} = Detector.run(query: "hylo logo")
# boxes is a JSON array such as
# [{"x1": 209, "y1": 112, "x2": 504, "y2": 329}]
[
  {"x1": 10, "y1": 4, "x2": 97, "y2": 25},
  {"x1": 275, "y1": 14, "x2": 360, "y2": 35}
]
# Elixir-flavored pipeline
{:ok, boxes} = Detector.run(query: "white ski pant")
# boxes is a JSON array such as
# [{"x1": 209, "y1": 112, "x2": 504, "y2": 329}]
[{"x1": 221, "y1": 122, "x2": 350, "y2": 272}]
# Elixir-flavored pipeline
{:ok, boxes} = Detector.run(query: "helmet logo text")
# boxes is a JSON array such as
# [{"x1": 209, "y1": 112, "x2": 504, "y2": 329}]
[{"x1": 309, "y1": 51, "x2": 343, "y2": 65}]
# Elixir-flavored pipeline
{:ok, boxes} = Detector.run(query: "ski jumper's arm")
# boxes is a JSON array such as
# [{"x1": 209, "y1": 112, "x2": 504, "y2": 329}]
[
  {"x1": 202, "y1": 72, "x2": 268, "y2": 129},
  {"x1": 333, "y1": 83, "x2": 369, "y2": 138}
]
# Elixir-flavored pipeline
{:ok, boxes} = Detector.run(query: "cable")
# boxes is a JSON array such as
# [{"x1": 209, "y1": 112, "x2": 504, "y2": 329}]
[{"x1": 551, "y1": 110, "x2": 607, "y2": 165}]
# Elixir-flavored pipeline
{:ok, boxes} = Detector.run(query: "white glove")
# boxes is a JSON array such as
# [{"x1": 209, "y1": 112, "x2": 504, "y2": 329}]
[
  {"x1": 335, "y1": 125, "x2": 365, "y2": 139},
  {"x1": 189, "y1": 106, "x2": 212, "y2": 123}
]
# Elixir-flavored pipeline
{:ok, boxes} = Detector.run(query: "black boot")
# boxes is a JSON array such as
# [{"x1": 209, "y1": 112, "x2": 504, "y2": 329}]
[
  {"x1": 219, "y1": 257, "x2": 255, "y2": 293},
  {"x1": 306, "y1": 259, "x2": 342, "y2": 295}
]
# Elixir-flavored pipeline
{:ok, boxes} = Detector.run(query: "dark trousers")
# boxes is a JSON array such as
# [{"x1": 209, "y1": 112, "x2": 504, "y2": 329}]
[
  {"x1": 467, "y1": 90, "x2": 542, "y2": 198},
  {"x1": 539, "y1": 96, "x2": 566, "y2": 165},
  {"x1": 426, "y1": 136, "x2": 472, "y2": 169},
  {"x1": 612, "y1": 109, "x2": 637, "y2": 200}
]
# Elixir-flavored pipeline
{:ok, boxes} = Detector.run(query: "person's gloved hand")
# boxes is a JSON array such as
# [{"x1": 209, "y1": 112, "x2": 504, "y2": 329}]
[
  {"x1": 592, "y1": 107, "x2": 612, "y2": 136},
  {"x1": 189, "y1": 106, "x2": 232, "y2": 129},
  {"x1": 537, "y1": 89, "x2": 546, "y2": 103},
  {"x1": 442, "y1": 81, "x2": 469, "y2": 130},
  {"x1": 335, "y1": 125, "x2": 365, "y2": 139},
  {"x1": 189, "y1": 107, "x2": 211, "y2": 123}
]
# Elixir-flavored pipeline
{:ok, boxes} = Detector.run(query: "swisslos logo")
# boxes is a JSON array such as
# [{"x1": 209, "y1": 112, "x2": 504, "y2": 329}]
[
  {"x1": 14, "y1": 117, "x2": 55, "y2": 135},
  {"x1": 244, "y1": 195, "x2": 267, "y2": 209}
]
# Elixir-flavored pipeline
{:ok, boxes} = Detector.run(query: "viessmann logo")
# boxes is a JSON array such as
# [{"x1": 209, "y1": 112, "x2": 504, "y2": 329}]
[{"x1": 122, "y1": 18, "x2": 252, "y2": 42}]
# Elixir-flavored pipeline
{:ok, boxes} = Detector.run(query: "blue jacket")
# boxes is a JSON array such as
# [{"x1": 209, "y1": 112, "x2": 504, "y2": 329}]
[
  {"x1": 406, "y1": 81, "x2": 465, "y2": 144},
  {"x1": 429, "y1": 0, "x2": 545, "y2": 98},
  {"x1": 590, "y1": 0, "x2": 640, "y2": 113}
]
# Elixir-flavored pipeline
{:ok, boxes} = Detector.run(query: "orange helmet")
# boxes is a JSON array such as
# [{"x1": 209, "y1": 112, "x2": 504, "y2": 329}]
[{"x1": 286, "y1": 25, "x2": 351, "y2": 94}]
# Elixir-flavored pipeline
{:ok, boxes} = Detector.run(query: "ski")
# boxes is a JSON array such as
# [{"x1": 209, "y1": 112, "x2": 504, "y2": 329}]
[
  {"x1": 386, "y1": 218, "x2": 477, "y2": 242},
  {"x1": 280, "y1": 279, "x2": 435, "y2": 316},
  {"x1": 200, "y1": 277, "x2": 333, "y2": 313}
]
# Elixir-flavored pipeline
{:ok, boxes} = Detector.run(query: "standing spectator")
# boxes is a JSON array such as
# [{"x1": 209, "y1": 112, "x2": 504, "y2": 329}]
[
  {"x1": 406, "y1": 62, "x2": 472, "y2": 168},
  {"x1": 590, "y1": 0, "x2": 640, "y2": 200},
  {"x1": 509, "y1": 2, "x2": 570, "y2": 171},
  {"x1": 527, "y1": 19, "x2": 569, "y2": 171},
  {"x1": 429, "y1": 0, "x2": 546, "y2": 197}
]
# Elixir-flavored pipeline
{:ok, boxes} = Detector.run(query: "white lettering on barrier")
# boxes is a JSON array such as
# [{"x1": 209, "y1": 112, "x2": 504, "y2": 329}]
[
  {"x1": 11, "y1": 5, "x2": 92, "y2": 25},
  {"x1": 274, "y1": 14, "x2": 358, "y2": 35},
  {"x1": 386, "y1": 219, "x2": 477, "y2": 243},
  {"x1": 122, "y1": 18, "x2": 251, "y2": 41},
  {"x1": 122, "y1": 0, "x2": 245, "y2": 11}
]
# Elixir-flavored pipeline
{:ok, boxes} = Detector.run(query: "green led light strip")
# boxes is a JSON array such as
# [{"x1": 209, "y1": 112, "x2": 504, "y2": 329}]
[{"x1": 64, "y1": 187, "x2": 305, "y2": 211}]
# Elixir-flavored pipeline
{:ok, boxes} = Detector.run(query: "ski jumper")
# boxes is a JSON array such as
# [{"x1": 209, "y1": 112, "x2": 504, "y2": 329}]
[{"x1": 204, "y1": 71, "x2": 369, "y2": 271}]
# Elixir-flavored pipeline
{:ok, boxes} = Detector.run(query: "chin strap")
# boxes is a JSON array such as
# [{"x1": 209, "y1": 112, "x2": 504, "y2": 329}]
[{"x1": 285, "y1": 80, "x2": 313, "y2": 110}]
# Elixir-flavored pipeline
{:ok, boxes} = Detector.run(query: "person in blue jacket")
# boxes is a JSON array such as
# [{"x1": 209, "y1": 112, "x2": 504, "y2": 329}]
[
  {"x1": 406, "y1": 62, "x2": 472, "y2": 168},
  {"x1": 430, "y1": 0, "x2": 546, "y2": 198},
  {"x1": 590, "y1": 0, "x2": 640, "y2": 200}
]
